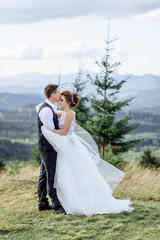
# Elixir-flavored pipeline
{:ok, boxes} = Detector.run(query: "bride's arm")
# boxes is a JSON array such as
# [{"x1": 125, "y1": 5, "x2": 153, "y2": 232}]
[{"x1": 52, "y1": 110, "x2": 74, "y2": 135}]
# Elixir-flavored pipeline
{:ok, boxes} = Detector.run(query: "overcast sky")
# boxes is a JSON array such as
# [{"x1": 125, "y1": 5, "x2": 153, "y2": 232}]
[{"x1": 0, "y1": 0, "x2": 160, "y2": 77}]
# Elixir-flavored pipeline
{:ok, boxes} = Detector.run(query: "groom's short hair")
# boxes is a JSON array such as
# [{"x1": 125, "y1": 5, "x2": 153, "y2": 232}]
[{"x1": 44, "y1": 84, "x2": 58, "y2": 98}]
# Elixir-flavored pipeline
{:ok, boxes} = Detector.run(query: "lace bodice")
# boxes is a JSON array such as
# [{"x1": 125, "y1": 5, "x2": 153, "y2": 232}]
[{"x1": 58, "y1": 110, "x2": 76, "y2": 135}]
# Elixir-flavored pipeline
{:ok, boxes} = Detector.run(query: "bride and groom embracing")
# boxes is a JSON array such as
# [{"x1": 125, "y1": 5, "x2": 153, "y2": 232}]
[{"x1": 36, "y1": 84, "x2": 134, "y2": 216}]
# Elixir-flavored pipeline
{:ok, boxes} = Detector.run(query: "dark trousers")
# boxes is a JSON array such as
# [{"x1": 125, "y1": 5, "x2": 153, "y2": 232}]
[{"x1": 37, "y1": 146, "x2": 60, "y2": 207}]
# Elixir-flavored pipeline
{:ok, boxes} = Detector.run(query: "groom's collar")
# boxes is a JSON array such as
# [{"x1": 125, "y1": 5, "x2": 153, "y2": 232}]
[{"x1": 45, "y1": 99, "x2": 57, "y2": 111}]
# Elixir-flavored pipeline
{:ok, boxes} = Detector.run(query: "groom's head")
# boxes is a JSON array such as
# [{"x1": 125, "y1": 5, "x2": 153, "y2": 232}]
[{"x1": 44, "y1": 84, "x2": 60, "y2": 103}]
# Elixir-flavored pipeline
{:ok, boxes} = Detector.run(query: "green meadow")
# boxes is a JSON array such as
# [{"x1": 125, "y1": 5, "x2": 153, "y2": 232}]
[{"x1": 0, "y1": 163, "x2": 160, "y2": 240}]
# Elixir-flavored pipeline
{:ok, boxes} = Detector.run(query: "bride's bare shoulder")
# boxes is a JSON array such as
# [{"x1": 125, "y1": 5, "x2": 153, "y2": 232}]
[{"x1": 67, "y1": 110, "x2": 75, "y2": 118}]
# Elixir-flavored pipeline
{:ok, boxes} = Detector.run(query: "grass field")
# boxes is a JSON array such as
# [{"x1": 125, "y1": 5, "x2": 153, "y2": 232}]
[{"x1": 0, "y1": 164, "x2": 160, "y2": 240}]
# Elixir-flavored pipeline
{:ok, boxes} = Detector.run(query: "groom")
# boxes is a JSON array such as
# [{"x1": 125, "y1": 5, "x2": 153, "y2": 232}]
[{"x1": 37, "y1": 84, "x2": 65, "y2": 214}]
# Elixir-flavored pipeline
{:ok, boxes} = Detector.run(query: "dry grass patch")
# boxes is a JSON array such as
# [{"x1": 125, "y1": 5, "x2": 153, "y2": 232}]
[{"x1": 114, "y1": 165, "x2": 160, "y2": 202}]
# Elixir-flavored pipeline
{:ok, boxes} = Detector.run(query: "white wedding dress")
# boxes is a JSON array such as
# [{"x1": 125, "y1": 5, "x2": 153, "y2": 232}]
[{"x1": 41, "y1": 111, "x2": 134, "y2": 216}]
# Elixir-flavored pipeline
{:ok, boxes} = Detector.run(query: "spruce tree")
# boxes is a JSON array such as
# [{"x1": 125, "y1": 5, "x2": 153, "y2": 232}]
[
  {"x1": 73, "y1": 66, "x2": 90, "y2": 128},
  {"x1": 88, "y1": 32, "x2": 139, "y2": 157}
]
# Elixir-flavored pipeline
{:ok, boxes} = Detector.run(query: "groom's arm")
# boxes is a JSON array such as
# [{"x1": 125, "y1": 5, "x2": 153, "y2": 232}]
[{"x1": 39, "y1": 108, "x2": 55, "y2": 129}]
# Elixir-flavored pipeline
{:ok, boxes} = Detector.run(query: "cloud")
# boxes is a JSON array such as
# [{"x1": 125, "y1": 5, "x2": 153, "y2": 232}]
[
  {"x1": 45, "y1": 43, "x2": 99, "y2": 59},
  {"x1": 0, "y1": 45, "x2": 43, "y2": 59},
  {"x1": 0, "y1": 43, "x2": 99, "y2": 60},
  {"x1": 133, "y1": 7, "x2": 160, "y2": 20},
  {"x1": 0, "y1": 0, "x2": 160, "y2": 24}
]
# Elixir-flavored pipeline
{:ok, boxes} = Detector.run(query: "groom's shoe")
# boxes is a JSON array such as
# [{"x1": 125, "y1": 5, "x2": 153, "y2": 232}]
[
  {"x1": 38, "y1": 202, "x2": 52, "y2": 211},
  {"x1": 52, "y1": 205, "x2": 66, "y2": 215}
]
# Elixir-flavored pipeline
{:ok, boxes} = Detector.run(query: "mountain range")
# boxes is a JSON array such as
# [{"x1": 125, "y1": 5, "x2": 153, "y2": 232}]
[{"x1": 0, "y1": 71, "x2": 160, "y2": 109}]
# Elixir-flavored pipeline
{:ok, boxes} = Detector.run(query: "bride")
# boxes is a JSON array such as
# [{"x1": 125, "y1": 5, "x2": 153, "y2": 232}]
[{"x1": 41, "y1": 90, "x2": 134, "y2": 216}]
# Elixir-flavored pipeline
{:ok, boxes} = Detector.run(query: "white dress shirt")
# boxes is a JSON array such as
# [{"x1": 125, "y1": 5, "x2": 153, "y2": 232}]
[{"x1": 39, "y1": 99, "x2": 57, "y2": 129}]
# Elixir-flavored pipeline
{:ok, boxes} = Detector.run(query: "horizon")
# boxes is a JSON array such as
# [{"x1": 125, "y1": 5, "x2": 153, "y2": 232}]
[{"x1": 0, "y1": 69, "x2": 160, "y2": 79}]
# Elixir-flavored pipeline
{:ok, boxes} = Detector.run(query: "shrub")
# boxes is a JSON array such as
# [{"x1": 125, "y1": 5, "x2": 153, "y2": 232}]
[
  {"x1": 32, "y1": 144, "x2": 41, "y2": 165},
  {"x1": 0, "y1": 157, "x2": 6, "y2": 171},
  {"x1": 6, "y1": 160, "x2": 22, "y2": 175},
  {"x1": 139, "y1": 149, "x2": 160, "y2": 168}
]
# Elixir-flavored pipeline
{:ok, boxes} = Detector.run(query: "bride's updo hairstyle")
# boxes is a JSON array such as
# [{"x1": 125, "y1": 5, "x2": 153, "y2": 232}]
[{"x1": 61, "y1": 90, "x2": 79, "y2": 108}]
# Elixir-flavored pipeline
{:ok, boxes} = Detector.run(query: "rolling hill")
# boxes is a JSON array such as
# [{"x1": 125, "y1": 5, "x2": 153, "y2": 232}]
[
  {"x1": 0, "y1": 71, "x2": 160, "y2": 109},
  {"x1": 0, "y1": 92, "x2": 44, "y2": 109}
]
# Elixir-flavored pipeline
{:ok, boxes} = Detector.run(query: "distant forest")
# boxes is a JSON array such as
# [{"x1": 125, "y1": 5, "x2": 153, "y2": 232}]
[
  {"x1": 0, "y1": 104, "x2": 37, "y2": 161},
  {"x1": 0, "y1": 104, "x2": 160, "y2": 161}
]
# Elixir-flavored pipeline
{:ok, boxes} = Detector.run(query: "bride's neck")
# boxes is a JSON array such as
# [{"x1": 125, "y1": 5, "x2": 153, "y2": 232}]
[{"x1": 64, "y1": 106, "x2": 71, "y2": 112}]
